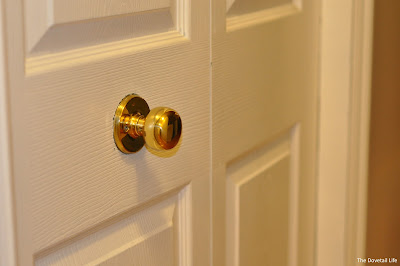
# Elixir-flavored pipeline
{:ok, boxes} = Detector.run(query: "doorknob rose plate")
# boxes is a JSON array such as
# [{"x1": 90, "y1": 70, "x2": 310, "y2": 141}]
[
  {"x1": 113, "y1": 94, "x2": 150, "y2": 153},
  {"x1": 113, "y1": 94, "x2": 182, "y2": 154}
]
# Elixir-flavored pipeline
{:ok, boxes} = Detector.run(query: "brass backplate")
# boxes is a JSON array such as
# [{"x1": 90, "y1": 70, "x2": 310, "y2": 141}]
[{"x1": 113, "y1": 94, "x2": 150, "y2": 153}]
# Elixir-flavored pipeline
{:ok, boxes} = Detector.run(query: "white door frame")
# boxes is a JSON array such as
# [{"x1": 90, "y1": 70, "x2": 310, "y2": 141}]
[
  {"x1": 316, "y1": 0, "x2": 374, "y2": 265},
  {"x1": 0, "y1": 0, "x2": 374, "y2": 265}
]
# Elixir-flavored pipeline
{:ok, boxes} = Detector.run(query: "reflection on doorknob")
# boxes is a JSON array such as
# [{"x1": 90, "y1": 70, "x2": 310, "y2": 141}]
[{"x1": 113, "y1": 94, "x2": 182, "y2": 154}]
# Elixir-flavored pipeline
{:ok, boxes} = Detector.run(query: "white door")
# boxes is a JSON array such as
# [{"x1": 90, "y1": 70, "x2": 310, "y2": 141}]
[
  {"x1": 2, "y1": 0, "x2": 320, "y2": 265},
  {"x1": 212, "y1": 0, "x2": 319, "y2": 265},
  {"x1": 3, "y1": 0, "x2": 210, "y2": 265}
]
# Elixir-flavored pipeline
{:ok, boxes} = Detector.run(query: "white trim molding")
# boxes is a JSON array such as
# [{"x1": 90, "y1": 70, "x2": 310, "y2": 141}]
[
  {"x1": 316, "y1": 0, "x2": 374, "y2": 266},
  {"x1": 345, "y1": 1, "x2": 374, "y2": 264},
  {"x1": 0, "y1": 0, "x2": 17, "y2": 264}
]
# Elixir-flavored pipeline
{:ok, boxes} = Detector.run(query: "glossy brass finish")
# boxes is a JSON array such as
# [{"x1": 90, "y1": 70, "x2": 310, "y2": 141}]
[
  {"x1": 114, "y1": 94, "x2": 182, "y2": 153},
  {"x1": 113, "y1": 94, "x2": 150, "y2": 153},
  {"x1": 144, "y1": 107, "x2": 182, "y2": 151}
]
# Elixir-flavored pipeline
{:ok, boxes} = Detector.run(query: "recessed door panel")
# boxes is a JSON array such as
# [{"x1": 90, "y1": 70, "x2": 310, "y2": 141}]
[
  {"x1": 35, "y1": 188, "x2": 191, "y2": 266},
  {"x1": 226, "y1": 0, "x2": 301, "y2": 31},
  {"x1": 52, "y1": 0, "x2": 171, "y2": 24},
  {"x1": 25, "y1": 0, "x2": 187, "y2": 54},
  {"x1": 226, "y1": 129, "x2": 299, "y2": 266},
  {"x1": 227, "y1": 0, "x2": 293, "y2": 15}
]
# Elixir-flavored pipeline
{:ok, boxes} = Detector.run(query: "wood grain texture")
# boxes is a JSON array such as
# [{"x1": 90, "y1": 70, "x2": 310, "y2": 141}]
[
  {"x1": 26, "y1": 32, "x2": 187, "y2": 75},
  {"x1": 212, "y1": 0, "x2": 320, "y2": 265},
  {"x1": 4, "y1": 0, "x2": 210, "y2": 264},
  {"x1": 27, "y1": 38, "x2": 210, "y2": 254}
]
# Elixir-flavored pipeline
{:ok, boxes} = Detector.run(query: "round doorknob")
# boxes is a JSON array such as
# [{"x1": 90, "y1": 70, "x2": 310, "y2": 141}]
[{"x1": 113, "y1": 94, "x2": 182, "y2": 153}]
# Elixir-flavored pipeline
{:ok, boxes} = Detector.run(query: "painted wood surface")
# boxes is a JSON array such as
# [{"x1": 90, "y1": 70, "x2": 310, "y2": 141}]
[
  {"x1": 316, "y1": 1, "x2": 374, "y2": 265},
  {"x1": 212, "y1": 0, "x2": 320, "y2": 265},
  {"x1": 52, "y1": 0, "x2": 171, "y2": 23},
  {"x1": 3, "y1": 0, "x2": 210, "y2": 264},
  {"x1": 25, "y1": 0, "x2": 185, "y2": 54}
]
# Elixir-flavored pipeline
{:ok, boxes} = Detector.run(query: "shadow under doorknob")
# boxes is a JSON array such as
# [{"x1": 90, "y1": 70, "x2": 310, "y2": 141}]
[{"x1": 113, "y1": 94, "x2": 182, "y2": 154}]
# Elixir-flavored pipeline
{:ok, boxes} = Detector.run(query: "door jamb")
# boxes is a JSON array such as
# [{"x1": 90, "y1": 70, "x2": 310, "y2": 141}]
[{"x1": 316, "y1": 0, "x2": 374, "y2": 265}]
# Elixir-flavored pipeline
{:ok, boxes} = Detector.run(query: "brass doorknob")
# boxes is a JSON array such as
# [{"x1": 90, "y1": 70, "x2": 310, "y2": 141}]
[{"x1": 113, "y1": 94, "x2": 182, "y2": 153}]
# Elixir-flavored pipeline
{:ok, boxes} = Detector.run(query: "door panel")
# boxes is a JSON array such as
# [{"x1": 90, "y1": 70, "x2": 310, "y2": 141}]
[
  {"x1": 226, "y1": 129, "x2": 299, "y2": 266},
  {"x1": 4, "y1": 0, "x2": 209, "y2": 265},
  {"x1": 35, "y1": 188, "x2": 191, "y2": 265},
  {"x1": 227, "y1": 0, "x2": 293, "y2": 17},
  {"x1": 212, "y1": 0, "x2": 319, "y2": 265},
  {"x1": 25, "y1": 0, "x2": 185, "y2": 53}
]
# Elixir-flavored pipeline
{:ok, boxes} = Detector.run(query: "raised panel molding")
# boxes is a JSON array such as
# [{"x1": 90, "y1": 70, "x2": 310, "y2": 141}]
[
  {"x1": 226, "y1": 0, "x2": 301, "y2": 32},
  {"x1": 226, "y1": 127, "x2": 300, "y2": 266},
  {"x1": 52, "y1": 0, "x2": 170, "y2": 24},
  {"x1": 35, "y1": 185, "x2": 192, "y2": 266},
  {"x1": 227, "y1": 0, "x2": 292, "y2": 15},
  {"x1": 24, "y1": 0, "x2": 188, "y2": 54}
]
